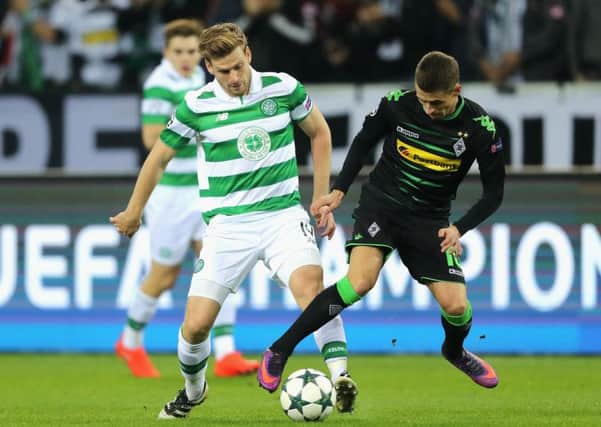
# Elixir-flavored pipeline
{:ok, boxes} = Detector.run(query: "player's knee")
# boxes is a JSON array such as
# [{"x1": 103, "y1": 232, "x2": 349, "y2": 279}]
[
  {"x1": 159, "y1": 277, "x2": 177, "y2": 291},
  {"x1": 152, "y1": 279, "x2": 176, "y2": 293},
  {"x1": 349, "y1": 276, "x2": 376, "y2": 296},
  {"x1": 290, "y1": 280, "x2": 323, "y2": 310},
  {"x1": 440, "y1": 300, "x2": 467, "y2": 316},
  {"x1": 302, "y1": 282, "x2": 323, "y2": 299},
  {"x1": 182, "y1": 318, "x2": 211, "y2": 342},
  {"x1": 288, "y1": 266, "x2": 324, "y2": 300},
  {"x1": 355, "y1": 280, "x2": 376, "y2": 297},
  {"x1": 149, "y1": 265, "x2": 180, "y2": 291}
]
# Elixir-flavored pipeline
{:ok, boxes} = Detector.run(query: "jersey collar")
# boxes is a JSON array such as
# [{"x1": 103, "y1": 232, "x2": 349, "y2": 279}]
[
  {"x1": 442, "y1": 95, "x2": 465, "y2": 121},
  {"x1": 161, "y1": 58, "x2": 199, "y2": 82},
  {"x1": 213, "y1": 67, "x2": 262, "y2": 102}
]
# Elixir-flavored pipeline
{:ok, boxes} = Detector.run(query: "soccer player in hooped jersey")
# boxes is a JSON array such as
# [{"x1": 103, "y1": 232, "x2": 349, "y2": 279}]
[
  {"x1": 115, "y1": 19, "x2": 258, "y2": 379},
  {"x1": 110, "y1": 22, "x2": 356, "y2": 419},
  {"x1": 259, "y1": 51, "x2": 505, "y2": 398}
]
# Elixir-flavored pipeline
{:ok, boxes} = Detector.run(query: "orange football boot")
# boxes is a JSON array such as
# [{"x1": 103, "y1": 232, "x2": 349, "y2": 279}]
[
  {"x1": 115, "y1": 336, "x2": 160, "y2": 378},
  {"x1": 214, "y1": 351, "x2": 259, "y2": 377}
]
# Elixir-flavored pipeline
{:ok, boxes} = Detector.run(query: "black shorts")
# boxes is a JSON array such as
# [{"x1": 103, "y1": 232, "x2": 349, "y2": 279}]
[{"x1": 345, "y1": 201, "x2": 465, "y2": 285}]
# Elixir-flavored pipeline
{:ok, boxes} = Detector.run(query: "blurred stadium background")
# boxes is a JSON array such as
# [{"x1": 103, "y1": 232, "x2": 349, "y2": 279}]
[{"x1": 1, "y1": 2, "x2": 601, "y2": 424}]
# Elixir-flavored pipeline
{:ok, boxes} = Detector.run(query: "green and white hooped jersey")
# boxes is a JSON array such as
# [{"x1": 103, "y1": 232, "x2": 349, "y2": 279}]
[
  {"x1": 141, "y1": 58, "x2": 205, "y2": 187},
  {"x1": 161, "y1": 68, "x2": 312, "y2": 224}
]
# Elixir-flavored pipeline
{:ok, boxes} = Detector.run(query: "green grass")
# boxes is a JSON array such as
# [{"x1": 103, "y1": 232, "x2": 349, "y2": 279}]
[{"x1": 1, "y1": 354, "x2": 600, "y2": 426}]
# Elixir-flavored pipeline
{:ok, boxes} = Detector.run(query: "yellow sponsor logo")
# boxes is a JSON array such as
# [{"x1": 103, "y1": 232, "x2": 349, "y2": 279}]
[
  {"x1": 396, "y1": 139, "x2": 460, "y2": 172},
  {"x1": 82, "y1": 30, "x2": 118, "y2": 45}
]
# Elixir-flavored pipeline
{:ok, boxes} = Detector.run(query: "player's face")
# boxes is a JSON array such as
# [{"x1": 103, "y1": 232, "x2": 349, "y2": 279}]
[
  {"x1": 415, "y1": 83, "x2": 461, "y2": 120},
  {"x1": 206, "y1": 46, "x2": 252, "y2": 97},
  {"x1": 164, "y1": 36, "x2": 201, "y2": 77}
]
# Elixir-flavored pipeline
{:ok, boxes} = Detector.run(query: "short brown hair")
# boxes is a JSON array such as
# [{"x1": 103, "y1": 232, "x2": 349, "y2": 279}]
[
  {"x1": 415, "y1": 51, "x2": 460, "y2": 93},
  {"x1": 199, "y1": 23, "x2": 248, "y2": 62},
  {"x1": 163, "y1": 19, "x2": 203, "y2": 46}
]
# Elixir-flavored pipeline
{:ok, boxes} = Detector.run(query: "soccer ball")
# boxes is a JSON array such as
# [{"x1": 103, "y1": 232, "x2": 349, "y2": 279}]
[{"x1": 280, "y1": 368, "x2": 335, "y2": 422}]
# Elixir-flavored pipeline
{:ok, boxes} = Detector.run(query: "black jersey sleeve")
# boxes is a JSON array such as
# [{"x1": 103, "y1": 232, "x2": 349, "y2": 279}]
[
  {"x1": 333, "y1": 98, "x2": 390, "y2": 193},
  {"x1": 453, "y1": 132, "x2": 505, "y2": 235}
]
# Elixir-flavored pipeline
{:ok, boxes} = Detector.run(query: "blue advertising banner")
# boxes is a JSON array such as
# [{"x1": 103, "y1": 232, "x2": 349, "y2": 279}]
[{"x1": 0, "y1": 176, "x2": 600, "y2": 354}]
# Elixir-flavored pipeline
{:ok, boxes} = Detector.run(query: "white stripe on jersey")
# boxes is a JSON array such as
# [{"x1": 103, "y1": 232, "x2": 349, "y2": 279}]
[
  {"x1": 291, "y1": 95, "x2": 311, "y2": 121},
  {"x1": 167, "y1": 115, "x2": 197, "y2": 139},
  {"x1": 162, "y1": 157, "x2": 197, "y2": 173},
  {"x1": 206, "y1": 143, "x2": 295, "y2": 177},
  {"x1": 201, "y1": 112, "x2": 291, "y2": 143},
  {"x1": 142, "y1": 98, "x2": 173, "y2": 116},
  {"x1": 199, "y1": 176, "x2": 299, "y2": 212},
  {"x1": 143, "y1": 59, "x2": 205, "y2": 93}
]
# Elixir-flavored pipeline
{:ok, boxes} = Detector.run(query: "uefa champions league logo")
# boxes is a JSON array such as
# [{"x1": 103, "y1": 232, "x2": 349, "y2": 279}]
[{"x1": 237, "y1": 127, "x2": 271, "y2": 161}]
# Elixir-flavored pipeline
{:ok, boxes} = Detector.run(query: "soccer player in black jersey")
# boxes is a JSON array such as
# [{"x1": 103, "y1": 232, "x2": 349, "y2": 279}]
[{"x1": 257, "y1": 51, "x2": 505, "y2": 408}]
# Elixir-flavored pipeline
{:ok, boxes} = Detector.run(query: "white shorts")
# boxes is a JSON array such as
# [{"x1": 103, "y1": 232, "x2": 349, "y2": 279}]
[
  {"x1": 144, "y1": 185, "x2": 207, "y2": 266},
  {"x1": 189, "y1": 205, "x2": 321, "y2": 303}
]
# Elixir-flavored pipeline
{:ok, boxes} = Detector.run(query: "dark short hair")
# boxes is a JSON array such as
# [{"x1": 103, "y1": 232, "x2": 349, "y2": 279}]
[
  {"x1": 199, "y1": 23, "x2": 248, "y2": 62},
  {"x1": 163, "y1": 19, "x2": 203, "y2": 47},
  {"x1": 415, "y1": 51, "x2": 460, "y2": 93}
]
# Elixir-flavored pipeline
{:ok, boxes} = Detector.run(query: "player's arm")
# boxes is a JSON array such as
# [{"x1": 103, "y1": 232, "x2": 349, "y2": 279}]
[
  {"x1": 110, "y1": 140, "x2": 176, "y2": 237},
  {"x1": 297, "y1": 105, "x2": 336, "y2": 239},
  {"x1": 142, "y1": 123, "x2": 165, "y2": 150},
  {"x1": 453, "y1": 131, "x2": 505, "y2": 236},
  {"x1": 311, "y1": 97, "x2": 389, "y2": 219},
  {"x1": 439, "y1": 132, "x2": 504, "y2": 254},
  {"x1": 140, "y1": 86, "x2": 175, "y2": 150},
  {"x1": 297, "y1": 105, "x2": 331, "y2": 201},
  {"x1": 112, "y1": 95, "x2": 197, "y2": 237}
]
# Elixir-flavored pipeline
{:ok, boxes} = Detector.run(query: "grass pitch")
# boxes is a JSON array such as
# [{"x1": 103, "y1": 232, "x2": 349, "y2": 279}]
[{"x1": 1, "y1": 354, "x2": 600, "y2": 426}]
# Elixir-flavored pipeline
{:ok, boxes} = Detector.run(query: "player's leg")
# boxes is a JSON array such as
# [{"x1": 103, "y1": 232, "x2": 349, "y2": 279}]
[
  {"x1": 429, "y1": 280, "x2": 470, "y2": 360},
  {"x1": 288, "y1": 265, "x2": 349, "y2": 378},
  {"x1": 159, "y1": 293, "x2": 222, "y2": 419},
  {"x1": 116, "y1": 261, "x2": 180, "y2": 377},
  {"x1": 259, "y1": 247, "x2": 382, "y2": 383},
  {"x1": 189, "y1": 239, "x2": 259, "y2": 377},
  {"x1": 258, "y1": 207, "x2": 389, "y2": 393},
  {"x1": 212, "y1": 296, "x2": 259, "y2": 376},
  {"x1": 159, "y1": 216, "x2": 259, "y2": 418},
  {"x1": 429, "y1": 280, "x2": 498, "y2": 388},
  {"x1": 288, "y1": 264, "x2": 359, "y2": 413},
  {"x1": 261, "y1": 206, "x2": 390, "y2": 365},
  {"x1": 402, "y1": 215, "x2": 497, "y2": 388},
  {"x1": 117, "y1": 186, "x2": 195, "y2": 377}
]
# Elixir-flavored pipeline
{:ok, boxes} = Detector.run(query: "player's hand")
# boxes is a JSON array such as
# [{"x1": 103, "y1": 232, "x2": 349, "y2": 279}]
[
  {"x1": 438, "y1": 224, "x2": 463, "y2": 255},
  {"x1": 109, "y1": 210, "x2": 142, "y2": 238},
  {"x1": 316, "y1": 211, "x2": 336, "y2": 240},
  {"x1": 310, "y1": 190, "x2": 345, "y2": 223}
]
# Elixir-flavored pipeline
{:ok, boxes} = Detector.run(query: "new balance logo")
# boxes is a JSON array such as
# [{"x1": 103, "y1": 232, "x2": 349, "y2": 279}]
[{"x1": 329, "y1": 304, "x2": 343, "y2": 316}]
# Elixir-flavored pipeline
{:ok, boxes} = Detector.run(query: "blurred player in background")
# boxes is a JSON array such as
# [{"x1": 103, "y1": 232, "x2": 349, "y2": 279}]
[
  {"x1": 259, "y1": 50, "x2": 505, "y2": 398},
  {"x1": 115, "y1": 18, "x2": 258, "y2": 379},
  {"x1": 111, "y1": 22, "x2": 356, "y2": 419}
]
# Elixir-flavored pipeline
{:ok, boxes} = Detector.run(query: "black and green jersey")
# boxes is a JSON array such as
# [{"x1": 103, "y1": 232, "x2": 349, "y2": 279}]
[{"x1": 334, "y1": 89, "x2": 505, "y2": 234}]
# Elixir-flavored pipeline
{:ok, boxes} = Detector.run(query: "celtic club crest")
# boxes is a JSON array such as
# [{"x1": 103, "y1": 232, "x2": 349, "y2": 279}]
[
  {"x1": 237, "y1": 127, "x2": 271, "y2": 160},
  {"x1": 260, "y1": 98, "x2": 278, "y2": 116}
]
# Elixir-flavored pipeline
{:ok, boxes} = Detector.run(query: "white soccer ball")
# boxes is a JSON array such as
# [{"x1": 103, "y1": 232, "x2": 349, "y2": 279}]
[{"x1": 280, "y1": 368, "x2": 336, "y2": 422}]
